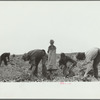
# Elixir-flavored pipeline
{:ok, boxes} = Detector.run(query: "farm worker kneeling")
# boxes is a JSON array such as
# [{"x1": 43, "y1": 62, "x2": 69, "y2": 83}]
[
  {"x1": 59, "y1": 53, "x2": 77, "y2": 77},
  {"x1": 76, "y1": 47, "x2": 100, "y2": 80},
  {"x1": 22, "y1": 49, "x2": 48, "y2": 78}
]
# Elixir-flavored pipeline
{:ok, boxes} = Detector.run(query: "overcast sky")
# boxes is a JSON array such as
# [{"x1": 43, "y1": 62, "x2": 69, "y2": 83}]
[{"x1": 0, "y1": 1, "x2": 100, "y2": 54}]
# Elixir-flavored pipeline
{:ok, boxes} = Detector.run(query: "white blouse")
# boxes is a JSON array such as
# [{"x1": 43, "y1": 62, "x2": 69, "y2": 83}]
[{"x1": 85, "y1": 48, "x2": 99, "y2": 62}]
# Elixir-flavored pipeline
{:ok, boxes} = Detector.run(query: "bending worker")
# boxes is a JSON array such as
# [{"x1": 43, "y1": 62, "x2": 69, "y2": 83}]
[
  {"x1": 22, "y1": 49, "x2": 48, "y2": 78},
  {"x1": 76, "y1": 47, "x2": 100, "y2": 80}
]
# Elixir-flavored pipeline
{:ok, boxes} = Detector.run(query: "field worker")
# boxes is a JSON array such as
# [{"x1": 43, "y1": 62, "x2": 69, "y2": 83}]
[
  {"x1": 22, "y1": 49, "x2": 48, "y2": 78},
  {"x1": 47, "y1": 39, "x2": 57, "y2": 74},
  {"x1": 76, "y1": 48, "x2": 100, "y2": 80},
  {"x1": 59, "y1": 53, "x2": 77, "y2": 77},
  {"x1": 0, "y1": 53, "x2": 10, "y2": 66}
]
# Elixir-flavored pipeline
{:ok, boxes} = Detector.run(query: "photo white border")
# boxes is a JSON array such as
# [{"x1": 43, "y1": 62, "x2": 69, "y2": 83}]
[{"x1": 0, "y1": 1, "x2": 100, "y2": 99}]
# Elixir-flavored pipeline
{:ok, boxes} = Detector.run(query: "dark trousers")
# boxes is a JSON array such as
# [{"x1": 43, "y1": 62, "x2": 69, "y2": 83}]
[
  {"x1": 0, "y1": 59, "x2": 7, "y2": 66},
  {"x1": 30, "y1": 58, "x2": 41, "y2": 76},
  {"x1": 93, "y1": 49, "x2": 100, "y2": 79},
  {"x1": 31, "y1": 58, "x2": 47, "y2": 77}
]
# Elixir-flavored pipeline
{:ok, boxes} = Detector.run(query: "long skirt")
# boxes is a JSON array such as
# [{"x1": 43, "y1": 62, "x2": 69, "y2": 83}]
[{"x1": 47, "y1": 50, "x2": 57, "y2": 70}]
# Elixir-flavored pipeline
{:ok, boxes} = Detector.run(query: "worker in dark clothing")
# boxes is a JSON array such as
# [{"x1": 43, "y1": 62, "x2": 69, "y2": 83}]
[
  {"x1": 59, "y1": 53, "x2": 77, "y2": 77},
  {"x1": 22, "y1": 49, "x2": 48, "y2": 78},
  {"x1": 0, "y1": 53, "x2": 10, "y2": 66}
]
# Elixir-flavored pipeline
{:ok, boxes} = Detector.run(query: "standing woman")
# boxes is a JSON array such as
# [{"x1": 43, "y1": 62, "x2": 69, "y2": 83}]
[{"x1": 47, "y1": 40, "x2": 57, "y2": 73}]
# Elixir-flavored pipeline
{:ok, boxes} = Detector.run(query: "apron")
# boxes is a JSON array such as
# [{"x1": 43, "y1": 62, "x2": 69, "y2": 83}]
[{"x1": 47, "y1": 48, "x2": 57, "y2": 70}]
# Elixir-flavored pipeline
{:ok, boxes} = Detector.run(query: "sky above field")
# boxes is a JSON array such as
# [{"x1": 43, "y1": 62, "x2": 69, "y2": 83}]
[{"x1": 0, "y1": 1, "x2": 100, "y2": 54}]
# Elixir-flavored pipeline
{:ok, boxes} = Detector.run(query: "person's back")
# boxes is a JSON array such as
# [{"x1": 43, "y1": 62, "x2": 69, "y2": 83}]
[
  {"x1": 0, "y1": 53, "x2": 10, "y2": 66},
  {"x1": 85, "y1": 48, "x2": 99, "y2": 62},
  {"x1": 1, "y1": 53, "x2": 10, "y2": 59},
  {"x1": 22, "y1": 49, "x2": 47, "y2": 78},
  {"x1": 23, "y1": 49, "x2": 44, "y2": 61},
  {"x1": 27, "y1": 49, "x2": 45, "y2": 61}
]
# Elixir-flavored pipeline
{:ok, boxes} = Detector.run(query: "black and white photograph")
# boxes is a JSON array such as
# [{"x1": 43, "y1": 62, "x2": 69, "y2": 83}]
[{"x1": 0, "y1": 1, "x2": 100, "y2": 99}]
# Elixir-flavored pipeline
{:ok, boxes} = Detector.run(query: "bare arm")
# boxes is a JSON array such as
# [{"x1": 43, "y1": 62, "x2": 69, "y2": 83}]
[
  {"x1": 82, "y1": 60, "x2": 91, "y2": 66},
  {"x1": 68, "y1": 57, "x2": 77, "y2": 66},
  {"x1": 67, "y1": 57, "x2": 77, "y2": 72}
]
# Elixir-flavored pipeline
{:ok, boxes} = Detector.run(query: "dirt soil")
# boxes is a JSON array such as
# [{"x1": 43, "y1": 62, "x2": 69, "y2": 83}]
[{"x1": 0, "y1": 53, "x2": 100, "y2": 82}]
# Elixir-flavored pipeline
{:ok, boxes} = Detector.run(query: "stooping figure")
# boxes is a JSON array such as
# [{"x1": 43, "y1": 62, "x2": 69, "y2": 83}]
[
  {"x1": 47, "y1": 40, "x2": 57, "y2": 73},
  {"x1": 76, "y1": 47, "x2": 100, "y2": 80},
  {"x1": 59, "y1": 53, "x2": 77, "y2": 77},
  {"x1": 0, "y1": 53, "x2": 10, "y2": 66},
  {"x1": 22, "y1": 49, "x2": 48, "y2": 78}
]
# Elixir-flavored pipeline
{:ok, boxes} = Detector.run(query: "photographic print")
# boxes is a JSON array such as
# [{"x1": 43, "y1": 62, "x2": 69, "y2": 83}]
[{"x1": 0, "y1": 1, "x2": 100, "y2": 99}]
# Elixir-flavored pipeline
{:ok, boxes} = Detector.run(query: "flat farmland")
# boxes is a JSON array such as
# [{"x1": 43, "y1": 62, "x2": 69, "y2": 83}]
[{"x1": 0, "y1": 53, "x2": 99, "y2": 82}]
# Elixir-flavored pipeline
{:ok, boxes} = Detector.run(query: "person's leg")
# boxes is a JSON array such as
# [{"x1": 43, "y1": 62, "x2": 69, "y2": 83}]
[
  {"x1": 7, "y1": 56, "x2": 10, "y2": 62},
  {"x1": 4, "y1": 58, "x2": 7, "y2": 66},
  {"x1": 93, "y1": 51, "x2": 100, "y2": 79},
  {"x1": 42, "y1": 64, "x2": 47, "y2": 77},
  {"x1": 30, "y1": 59, "x2": 36, "y2": 78},
  {"x1": 63, "y1": 65, "x2": 68, "y2": 77},
  {"x1": 93, "y1": 60, "x2": 99, "y2": 79},
  {"x1": 0, "y1": 57, "x2": 2, "y2": 66},
  {"x1": 33, "y1": 59, "x2": 41, "y2": 76},
  {"x1": 33, "y1": 65, "x2": 38, "y2": 76},
  {"x1": 42, "y1": 56, "x2": 47, "y2": 77},
  {"x1": 29, "y1": 61, "x2": 33, "y2": 70},
  {"x1": 84, "y1": 64, "x2": 92, "y2": 78},
  {"x1": 93, "y1": 63, "x2": 98, "y2": 79},
  {"x1": 30, "y1": 65, "x2": 36, "y2": 79}
]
